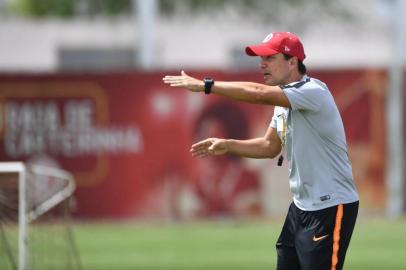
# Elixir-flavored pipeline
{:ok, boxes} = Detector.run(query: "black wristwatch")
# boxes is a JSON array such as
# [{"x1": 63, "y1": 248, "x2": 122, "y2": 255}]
[{"x1": 203, "y1": 77, "x2": 214, "y2": 95}]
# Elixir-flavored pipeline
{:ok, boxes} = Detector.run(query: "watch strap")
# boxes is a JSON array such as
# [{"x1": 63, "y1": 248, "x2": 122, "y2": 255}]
[{"x1": 203, "y1": 77, "x2": 214, "y2": 95}]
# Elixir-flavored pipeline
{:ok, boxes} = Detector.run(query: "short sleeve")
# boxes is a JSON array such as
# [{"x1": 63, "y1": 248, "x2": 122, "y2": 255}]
[{"x1": 283, "y1": 86, "x2": 324, "y2": 112}]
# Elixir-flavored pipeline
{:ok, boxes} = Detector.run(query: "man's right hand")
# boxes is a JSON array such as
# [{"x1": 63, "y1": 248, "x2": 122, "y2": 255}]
[{"x1": 190, "y1": 138, "x2": 228, "y2": 157}]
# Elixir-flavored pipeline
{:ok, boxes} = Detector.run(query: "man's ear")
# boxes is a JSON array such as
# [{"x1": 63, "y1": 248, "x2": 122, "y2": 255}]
[
  {"x1": 288, "y1": 57, "x2": 298, "y2": 70},
  {"x1": 289, "y1": 57, "x2": 298, "y2": 67}
]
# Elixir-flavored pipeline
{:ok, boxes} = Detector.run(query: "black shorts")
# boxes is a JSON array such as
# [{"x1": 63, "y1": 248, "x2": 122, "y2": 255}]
[{"x1": 276, "y1": 201, "x2": 359, "y2": 270}]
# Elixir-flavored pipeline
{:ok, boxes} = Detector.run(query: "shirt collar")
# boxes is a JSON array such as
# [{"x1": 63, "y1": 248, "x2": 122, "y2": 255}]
[
  {"x1": 280, "y1": 74, "x2": 310, "y2": 89},
  {"x1": 283, "y1": 74, "x2": 308, "y2": 88}
]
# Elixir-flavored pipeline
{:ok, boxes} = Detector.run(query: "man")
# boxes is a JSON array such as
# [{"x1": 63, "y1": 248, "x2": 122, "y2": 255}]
[{"x1": 163, "y1": 31, "x2": 359, "y2": 270}]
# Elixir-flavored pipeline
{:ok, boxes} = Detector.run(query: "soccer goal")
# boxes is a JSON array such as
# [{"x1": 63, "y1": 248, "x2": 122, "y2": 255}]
[{"x1": 0, "y1": 162, "x2": 82, "y2": 270}]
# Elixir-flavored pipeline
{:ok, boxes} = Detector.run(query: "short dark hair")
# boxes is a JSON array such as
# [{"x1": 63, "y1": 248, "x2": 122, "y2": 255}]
[{"x1": 283, "y1": 54, "x2": 306, "y2": 75}]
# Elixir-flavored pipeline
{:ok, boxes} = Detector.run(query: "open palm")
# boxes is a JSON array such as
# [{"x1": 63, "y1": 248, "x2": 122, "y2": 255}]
[{"x1": 190, "y1": 138, "x2": 228, "y2": 157}]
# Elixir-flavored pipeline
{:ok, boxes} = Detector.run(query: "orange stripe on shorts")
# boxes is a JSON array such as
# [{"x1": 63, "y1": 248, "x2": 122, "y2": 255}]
[{"x1": 331, "y1": 204, "x2": 343, "y2": 270}]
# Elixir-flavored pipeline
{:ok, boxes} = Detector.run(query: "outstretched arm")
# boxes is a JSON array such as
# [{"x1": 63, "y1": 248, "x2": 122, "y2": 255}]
[
  {"x1": 191, "y1": 126, "x2": 282, "y2": 159},
  {"x1": 163, "y1": 71, "x2": 290, "y2": 107}
]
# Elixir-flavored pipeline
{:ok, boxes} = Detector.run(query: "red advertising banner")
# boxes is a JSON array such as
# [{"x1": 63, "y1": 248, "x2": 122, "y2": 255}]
[{"x1": 0, "y1": 70, "x2": 392, "y2": 218}]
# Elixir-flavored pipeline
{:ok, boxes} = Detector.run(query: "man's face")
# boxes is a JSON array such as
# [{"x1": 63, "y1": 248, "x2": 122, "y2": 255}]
[{"x1": 260, "y1": 53, "x2": 293, "y2": 86}]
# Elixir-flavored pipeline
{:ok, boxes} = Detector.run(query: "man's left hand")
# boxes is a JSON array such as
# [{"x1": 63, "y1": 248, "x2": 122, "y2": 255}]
[{"x1": 163, "y1": 70, "x2": 204, "y2": 92}]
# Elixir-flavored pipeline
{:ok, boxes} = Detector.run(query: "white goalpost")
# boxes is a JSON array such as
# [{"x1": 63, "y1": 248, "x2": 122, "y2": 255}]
[{"x1": 0, "y1": 162, "x2": 81, "y2": 270}]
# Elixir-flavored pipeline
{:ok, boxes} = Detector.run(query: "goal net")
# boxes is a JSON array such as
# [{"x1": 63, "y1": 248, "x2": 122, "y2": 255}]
[{"x1": 0, "y1": 162, "x2": 82, "y2": 270}]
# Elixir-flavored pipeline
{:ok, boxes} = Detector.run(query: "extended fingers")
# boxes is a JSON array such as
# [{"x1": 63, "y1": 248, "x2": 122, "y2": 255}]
[
  {"x1": 191, "y1": 148, "x2": 210, "y2": 157},
  {"x1": 191, "y1": 139, "x2": 212, "y2": 149},
  {"x1": 163, "y1": 70, "x2": 189, "y2": 81},
  {"x1": 190, "y1": 140, "x2": 213, "y2": 157},
  {"x1": 168, "y1": 82, "x2": 186, "y2": 87},
  {"x1": 163, "y1": 75, "x2": 183, "y2": 80},
  {"x1": 162, "y1": 76, "x2": 183, "y2": 83},
  {"x1": 163, "y1": 76, "x2": 189, "y2": 87},
  {"x1": 163, "y1": 70, "x2": 192, "y2": 85},
  {"x1": 192, "y1": 139, "x2": 210, "y2": 147},
  {"x1": 191, "y1": 145, "x2": 210, "y2": 157}
]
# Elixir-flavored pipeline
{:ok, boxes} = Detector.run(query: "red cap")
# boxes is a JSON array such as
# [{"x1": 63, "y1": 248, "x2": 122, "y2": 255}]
[{"x1": 245, "y1": 32, "x2": 306, "y2": 61}]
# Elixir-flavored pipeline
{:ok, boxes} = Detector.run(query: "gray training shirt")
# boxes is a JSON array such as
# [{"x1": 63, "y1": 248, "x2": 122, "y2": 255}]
[{"x1": 271, "y1": 75, "x2": 359, "y2": 211}]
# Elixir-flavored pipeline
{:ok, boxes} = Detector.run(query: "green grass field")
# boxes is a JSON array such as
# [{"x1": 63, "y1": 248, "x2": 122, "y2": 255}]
[{"x1": 75, "y1": 219, "x2": 406, "y2": 270}]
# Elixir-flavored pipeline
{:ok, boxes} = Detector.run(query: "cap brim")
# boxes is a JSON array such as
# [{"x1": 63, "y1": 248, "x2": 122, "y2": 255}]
[{"x1": 245, "y1": 44, "x2": 279, "y2": 56}]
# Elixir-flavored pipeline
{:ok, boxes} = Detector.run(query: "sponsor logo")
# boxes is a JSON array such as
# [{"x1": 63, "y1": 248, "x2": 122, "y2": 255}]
[
  {"x1": 320, "y1": 195, "x2": 331, "y2": 201},
  {"x1": 313, "y1": 234, "x2": 329, "y2": 242}
]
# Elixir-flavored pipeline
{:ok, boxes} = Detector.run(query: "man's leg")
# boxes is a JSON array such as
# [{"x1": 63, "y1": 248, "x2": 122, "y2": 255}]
[
  {"x1": 295, "y1": 201, "x2": 359, "y2": 270},
  {"x1": 332, "y1": 201, "x2": 359, "y2": 270},
  {"x1": 276, "y1": 203, "x2": 301, "y2": 270}
]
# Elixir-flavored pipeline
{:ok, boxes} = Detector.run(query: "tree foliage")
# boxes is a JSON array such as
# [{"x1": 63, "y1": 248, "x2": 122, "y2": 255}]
[
  {"x1": 10, "y1": 0, "x2": 348, "y2": 20},
  {"x1": 15, "y1": 0, "x2": 74, "y2": 17},
  {"x1": 12, "y1": 0, "x2": 132, "y2": 17}
]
